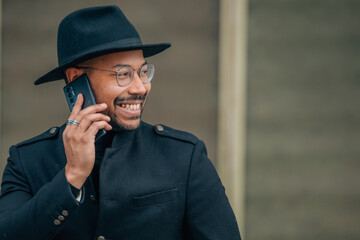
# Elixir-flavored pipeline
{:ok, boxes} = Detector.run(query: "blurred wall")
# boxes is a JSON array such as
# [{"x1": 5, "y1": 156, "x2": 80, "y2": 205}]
[
  {"x1": 0, "y1": 0, "x2": 219, "y2": 172},
  {"x1": 2, "y1": 0, "x2": 360, "y2": 239},
  {"x1": 246, "y1": 0, "x2": 360, "y2": 239}
]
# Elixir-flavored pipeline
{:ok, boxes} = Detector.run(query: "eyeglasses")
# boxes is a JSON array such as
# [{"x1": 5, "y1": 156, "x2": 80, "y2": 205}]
[{"x1": 76, "y1": 63, "x2": 155, "y2": 87}]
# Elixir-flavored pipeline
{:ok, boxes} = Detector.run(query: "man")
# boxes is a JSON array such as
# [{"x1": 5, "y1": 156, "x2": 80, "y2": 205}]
[{"x1": 0, "y1": 5, "x2": 241, "y2": 240}]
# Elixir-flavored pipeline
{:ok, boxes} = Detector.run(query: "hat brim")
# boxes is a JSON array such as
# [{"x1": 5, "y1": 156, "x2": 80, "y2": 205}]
[{"x1": 34, "y1": 42, "x2": 171, "y2": 85}]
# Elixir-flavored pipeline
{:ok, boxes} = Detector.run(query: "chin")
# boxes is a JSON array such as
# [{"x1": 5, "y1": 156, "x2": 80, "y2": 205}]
[{"x1": 111, "y1": 118, "x2": 141, "y2": 132}]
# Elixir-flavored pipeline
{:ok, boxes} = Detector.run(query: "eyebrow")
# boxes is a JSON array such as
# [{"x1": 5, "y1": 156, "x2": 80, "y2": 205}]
[{"x1": 111, "y1": 61, "x2": 147, "y2": 69}]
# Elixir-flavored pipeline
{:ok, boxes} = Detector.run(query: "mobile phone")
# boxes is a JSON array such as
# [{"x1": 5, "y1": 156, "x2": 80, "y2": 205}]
[{"x1": 63, "y1": 74, "x2": 106, "y2": 139}]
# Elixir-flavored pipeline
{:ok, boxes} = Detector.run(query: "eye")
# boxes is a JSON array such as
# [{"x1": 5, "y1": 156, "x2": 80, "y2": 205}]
[
  {"x1": 140, "y1": 67, "x2": 149, "y2": 76},
  {"x1": 118, "y1": 72, "x2": 128, "y2": 78},
  {"x1": 117, "y1": 69, "x2": 131, "y2": 79}
]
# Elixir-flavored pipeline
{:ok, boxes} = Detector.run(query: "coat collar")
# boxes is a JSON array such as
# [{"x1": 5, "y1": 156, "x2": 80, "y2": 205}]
[{"x1": 110, "y1": 126, "x2": 139, "y2": 149}]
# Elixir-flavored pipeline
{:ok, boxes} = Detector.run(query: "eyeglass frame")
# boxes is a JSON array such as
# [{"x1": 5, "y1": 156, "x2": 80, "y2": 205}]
[{"x1": 75, "y1": 63, "x2": 155, "y2": 87}]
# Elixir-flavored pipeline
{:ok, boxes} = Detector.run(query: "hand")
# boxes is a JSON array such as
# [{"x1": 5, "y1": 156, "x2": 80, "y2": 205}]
[{"x1": 63, "y1": 94, "x2": 112, "y2": 189}]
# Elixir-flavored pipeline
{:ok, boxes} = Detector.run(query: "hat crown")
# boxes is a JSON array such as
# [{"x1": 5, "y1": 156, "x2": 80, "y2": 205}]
[
  {"x1": 57, "y1": 5, "x2": 141, "y2": 65},
  {"x1": 34, "y1": 5, "x2": 170, "y2": 85}
]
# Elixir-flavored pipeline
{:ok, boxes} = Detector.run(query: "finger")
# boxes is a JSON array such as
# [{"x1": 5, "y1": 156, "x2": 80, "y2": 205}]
[
  {"x1": 74, "y1": 103, "x2": 108, "y2": 123},
  {"x1": 77, "y1": 114, "x2": 111, "y2": 132},
  {"x1": 69, "y1": 94, "x2": 84, "y2": 119},
  {"x1": 79, "y1": 103, "x2": 108, "y2": 115},
  {"x1": 64, "y1": 120, "x2": 78, "y2": 133},
  {"x1": 68, "y1": 102, "x2": 107, "y2": 128},
  {"x1": 84, "y1": 121, "x2": 112, "y2": 138}
]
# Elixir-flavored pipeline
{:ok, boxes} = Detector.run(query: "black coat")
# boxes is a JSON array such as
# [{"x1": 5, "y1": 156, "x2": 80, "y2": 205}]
[{"x1": 0, "y1": 122, "x2": 241, "y2": 240}]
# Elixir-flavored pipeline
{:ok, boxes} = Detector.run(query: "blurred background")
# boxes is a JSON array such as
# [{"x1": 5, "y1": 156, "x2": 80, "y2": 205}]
[{"x1": 1, "y1": 0, "x2": 360, "y2": 239}]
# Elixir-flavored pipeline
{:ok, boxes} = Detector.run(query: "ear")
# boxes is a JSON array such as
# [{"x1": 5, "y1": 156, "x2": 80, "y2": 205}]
[{"x1": 65, "y1": 67, "x2": 84, "y2": 83}]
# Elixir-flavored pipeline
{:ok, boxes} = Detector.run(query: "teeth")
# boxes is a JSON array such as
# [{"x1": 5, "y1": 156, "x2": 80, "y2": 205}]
[{"x1": 120, "y1": 103, "x2": 141, "y2": 111}]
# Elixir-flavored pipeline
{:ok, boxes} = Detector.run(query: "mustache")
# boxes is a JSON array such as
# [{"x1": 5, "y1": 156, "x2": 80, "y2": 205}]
[{"x1": 113, "y1": 94, "x2": 147, "y2": 104}]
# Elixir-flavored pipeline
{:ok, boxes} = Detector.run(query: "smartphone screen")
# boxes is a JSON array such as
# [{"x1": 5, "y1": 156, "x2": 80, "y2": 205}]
[{"x1": 63, "y1": 74, "x2": 106, "y2": 139}]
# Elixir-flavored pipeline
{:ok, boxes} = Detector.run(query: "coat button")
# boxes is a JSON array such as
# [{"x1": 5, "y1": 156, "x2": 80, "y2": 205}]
[
  {"x1": 62, "y1": 210, "x2": 69, "y2": 217},
  {"x1": 53, "y1": 219, "x2": 61, "y2": 225},
  {"x1": 156, "y1": 125, "x2": 164, "y2": 132},
  {"x1": 90, "y1": 195, "x2": 96, "y2": 201},
  {"x1": 97, "y1": 236, "x2": 106, "y2": 240},
  {"x1": 49, "y1": 127, "x2": 57, "y2": 135},
  {"x1": 58, "y1": 215, "x2": 65, "y2": 221}
]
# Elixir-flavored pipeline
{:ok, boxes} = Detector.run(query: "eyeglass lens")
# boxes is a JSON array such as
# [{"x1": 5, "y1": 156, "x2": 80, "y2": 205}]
[{"x1": 116, "y1": 64, "x2": 155, "y2": 87}]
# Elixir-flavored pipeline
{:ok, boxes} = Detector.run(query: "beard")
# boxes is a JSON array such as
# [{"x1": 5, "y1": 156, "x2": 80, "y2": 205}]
[
  {"x1": 108, "y1": 114, "x2": 142, "y2": 132},
  {"x1": 109, "y1": 94, "x2": 147, "y2": 132}
]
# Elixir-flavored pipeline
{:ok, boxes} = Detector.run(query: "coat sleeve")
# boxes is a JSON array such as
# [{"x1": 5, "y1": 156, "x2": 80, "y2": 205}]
[
  {"x1": 0, "y1": 145, "x2": 80, "y2": 240},
  {"x1": 184, "y1": 140, "x2": 241, "y2": 240}
]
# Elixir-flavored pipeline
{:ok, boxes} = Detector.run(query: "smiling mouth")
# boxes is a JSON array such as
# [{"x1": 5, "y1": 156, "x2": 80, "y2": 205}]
[{"x1": 119, "y1": 103, "x2": 141, "y2": 111}]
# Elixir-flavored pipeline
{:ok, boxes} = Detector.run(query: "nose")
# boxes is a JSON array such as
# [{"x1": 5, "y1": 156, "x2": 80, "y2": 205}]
[{"x1": 127, "y1": 72, "x2": 147, "y2": 95}]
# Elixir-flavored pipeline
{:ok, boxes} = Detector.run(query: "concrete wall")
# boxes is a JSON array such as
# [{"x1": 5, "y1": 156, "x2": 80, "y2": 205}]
[{"x1": 246, "y1": 0, "x2": 360, "y2": 239}]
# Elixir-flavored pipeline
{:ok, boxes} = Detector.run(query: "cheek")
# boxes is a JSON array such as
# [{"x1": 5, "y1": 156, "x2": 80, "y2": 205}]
[
  {"x1": 92, "y1": 87, "x2": 107, "y2": 104},
  {"x1": 93, "y1": 84, "x2": 119, "y2": 104},
  {"x1": 93, "y1": 87, "x2": 117, "y2": 116},
  {"x1": 145, "y1": 83, "x2": 151, "y2": 95},
  {"x1": 89, "y1": 73, "x2": 119, "y2": 103}
]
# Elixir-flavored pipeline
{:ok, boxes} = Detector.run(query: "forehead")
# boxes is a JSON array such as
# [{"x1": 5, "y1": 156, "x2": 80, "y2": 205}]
[{"x1": 84, "y1": 50, "x2": 145, "y2": 67}]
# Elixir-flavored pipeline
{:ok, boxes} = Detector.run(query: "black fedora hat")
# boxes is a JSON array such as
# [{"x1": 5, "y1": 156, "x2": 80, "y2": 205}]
[{"x1": 34, "y1": 5, "x2": 171, "y2": 85}]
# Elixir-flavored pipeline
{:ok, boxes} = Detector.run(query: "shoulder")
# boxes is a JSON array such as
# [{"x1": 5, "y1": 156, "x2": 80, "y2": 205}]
[
  {"x1": 15, "y1": 126, "x2": 62, "y2": 149},
  {"x1": 140, "y1": 122, "x2": 199, "y2": 145}
]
